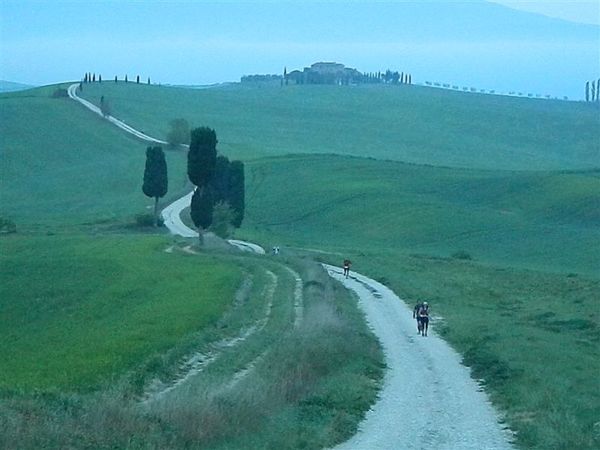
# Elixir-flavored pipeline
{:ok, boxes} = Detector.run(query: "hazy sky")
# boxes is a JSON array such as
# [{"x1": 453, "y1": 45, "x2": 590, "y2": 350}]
[
  {"x1": 1, "y1": 1, "x2": 598, "y2": 99},
  {"x1": 492, "y1": 1, "x2": 599, "y2": 25}
]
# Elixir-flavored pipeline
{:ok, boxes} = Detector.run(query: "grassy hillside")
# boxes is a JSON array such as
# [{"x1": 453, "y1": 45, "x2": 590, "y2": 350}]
[
  {"x1": 0, "y1": 85, "x2": 189, "y2": 230},
  {"x1": 78, "y1": 81, "x2": 599, "y2": 170},
  {"x1": 242, "y1": 154, "x2": 599, "y2": 276},
  {"x1": 237, "y1": 154, "x2": 599, "y2": 449}
]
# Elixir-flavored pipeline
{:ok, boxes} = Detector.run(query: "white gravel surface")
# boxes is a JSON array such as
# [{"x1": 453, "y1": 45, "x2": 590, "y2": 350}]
[{"x1": 324, "y1": 265, "x2": 514, "y2": 450}]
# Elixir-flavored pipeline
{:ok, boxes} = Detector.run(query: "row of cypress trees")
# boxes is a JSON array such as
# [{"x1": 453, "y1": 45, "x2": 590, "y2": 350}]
[
  {"x1": 82, "y1": 73, "x2": 151, "y2": 84},
  {"x1": 585, "y1": 79, "x2": 600, "y2": 102},
  {"x1": 142, "y1": 127, "x2": 245, "y2": 239}
]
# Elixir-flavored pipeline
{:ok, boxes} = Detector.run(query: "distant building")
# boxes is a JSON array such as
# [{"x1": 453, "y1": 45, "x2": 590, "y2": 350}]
[{"x1": 286, "y1": 62, "x2": 363, "y2": 85}]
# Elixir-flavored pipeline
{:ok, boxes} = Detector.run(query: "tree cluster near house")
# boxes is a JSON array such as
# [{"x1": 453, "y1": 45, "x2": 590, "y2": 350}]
[
  {"x1": 280, "y1": 62, "x2": 412, "y2": 86},
  {"x1": 241, "y1": 74, "x2": 282, "y2": 83}
]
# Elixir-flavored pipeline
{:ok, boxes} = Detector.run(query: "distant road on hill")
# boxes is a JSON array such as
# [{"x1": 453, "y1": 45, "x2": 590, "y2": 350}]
[{"x1": 67, "y1": 83, "x2": 168, "y2": 145}]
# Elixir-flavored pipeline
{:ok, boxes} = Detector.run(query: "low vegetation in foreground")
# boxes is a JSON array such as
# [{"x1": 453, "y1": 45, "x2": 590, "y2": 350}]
[{"x1": 0, "y1": 238, "x2": 383, "y2": 449}]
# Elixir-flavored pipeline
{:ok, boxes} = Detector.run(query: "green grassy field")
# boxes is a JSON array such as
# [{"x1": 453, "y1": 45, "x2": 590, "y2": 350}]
[
  {"x1": 0, "y1": 234, "x2": 242, "y2": 392},
  {"x1": 78, "y1": 81, "x2": 599, "y2": 170},
  {"x1": 0, "y1": 85, "x2": 190, "y2": 230},
  {"x1": 243, "y1": 154, "x2": 599, "y2": 276},
  {"x1": 239, "y1": 153, "x2": 600, "y2": 449}
]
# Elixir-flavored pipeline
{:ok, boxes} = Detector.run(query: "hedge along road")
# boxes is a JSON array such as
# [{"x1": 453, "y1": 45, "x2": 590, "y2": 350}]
[{"x1": 69, "y1": 83, "x2": 514, "y2": 449}]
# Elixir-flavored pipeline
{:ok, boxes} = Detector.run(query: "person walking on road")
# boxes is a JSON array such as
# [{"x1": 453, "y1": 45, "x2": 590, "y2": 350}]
[
  {"x1": 413, "y1": 300, "x2": 424, "y2": 333},
  {"x1": 418, "y1": 302, "x2": 430, "y2": 336},
  {"x1": 343, "y1": 259, "x2": 352, "y2": 278}
]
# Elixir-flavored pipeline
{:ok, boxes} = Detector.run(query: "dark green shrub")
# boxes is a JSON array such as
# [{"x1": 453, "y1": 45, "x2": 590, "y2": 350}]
[
  {"x1": 135, "y1": 213, "x2": 162, "y2": 228},
  {"x1": 451, "y1": 250, "x2": 472, "y2": 260},
  {"x1": 0, "y1": 217, "x2": 16, "y2": 234}
]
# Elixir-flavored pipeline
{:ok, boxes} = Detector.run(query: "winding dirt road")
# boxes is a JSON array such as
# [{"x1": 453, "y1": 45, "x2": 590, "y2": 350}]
[
  {"x1": 69, "y1": 84, "x2": 514, "y2": 449},
  {"x1": 325, "y1": 266, "x2": 514, "y2": 450}
]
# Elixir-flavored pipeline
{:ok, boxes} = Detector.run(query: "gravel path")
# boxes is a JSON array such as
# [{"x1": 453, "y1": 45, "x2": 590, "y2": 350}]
[
  {"x1": 70, "y1": 85, "x2": 514, "y2": 449},
  {"x1": 324, "y1": 265, "x2": 514, "y2": 450}
]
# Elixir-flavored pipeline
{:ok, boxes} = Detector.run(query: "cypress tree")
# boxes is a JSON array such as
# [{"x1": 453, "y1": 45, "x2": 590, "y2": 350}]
[
  {"x1": 136, "y1": 75, "x2": 140, "y2": 84},
  {"x1": 228, "y1": 160, "x2": 245, "y2": 228},
  {"x1": 92, "y1": 73, "x2": 96, "y2": 82},
  {"x1": 592, "y1": 82, "x2": 596, "y2": 102},
  {"x1": 99, "y1": 74, "x2": 102, "y2": 83},
  {"x1": 597, "y1": 79, "x2": 600, "y2": 102},
  {"x1": 100, "y1": 95, "x2": 111, "y2": 117},
  {"x1": 188, "y1": 127, "x2": 218, "y2": 242},
  {"x1": 115, "y1": 75, "x2": 118, "y2": 83},
  {"x1": 212, "y1": 155, "x2": 231, "y2": 204},
  {"x1": 586, "y1": 81, "x2": 590, "y2": 102},
  {"x1": 125, "y1": 74, "x2": 128, "y2": 83},
  {"x1": 190, "y1": 186, "x2": 215, "y2": 233},
  {"x1": 142, "y1": 146, "x2": 168, "y2": 226},
  {"x1": 148, "y1": 77, "x2": 151, "y2": 85},
  {"x1": 188, "y1": 127, "x2": 217, "y2": 188}
]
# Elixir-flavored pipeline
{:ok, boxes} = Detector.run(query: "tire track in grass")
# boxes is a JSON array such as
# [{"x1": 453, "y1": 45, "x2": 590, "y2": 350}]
[
  {"x1": 141, "y1": 269, "x2": 277, "y2": 405},
  {"x1": 282, "y1": 265, "x2": 304, "y2": 328},
  {"x1": 219, "y1": 264, "x2": 304, "y2": 393}
]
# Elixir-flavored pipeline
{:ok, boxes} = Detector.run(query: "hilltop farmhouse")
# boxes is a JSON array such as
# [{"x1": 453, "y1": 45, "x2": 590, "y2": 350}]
[{"x1": 286, "y1": 62, "x2": 363, "y2": 85}]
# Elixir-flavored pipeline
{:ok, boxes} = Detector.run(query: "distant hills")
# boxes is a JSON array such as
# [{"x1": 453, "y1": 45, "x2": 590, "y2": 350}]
[{"x1": 0, "y1": 81, "x2": 35, "y2": 93}]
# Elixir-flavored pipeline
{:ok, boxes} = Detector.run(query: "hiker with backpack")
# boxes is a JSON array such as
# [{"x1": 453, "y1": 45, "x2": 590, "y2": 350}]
[{"x1": 417, "y1": 302, "x2": 430, "y2": 336}]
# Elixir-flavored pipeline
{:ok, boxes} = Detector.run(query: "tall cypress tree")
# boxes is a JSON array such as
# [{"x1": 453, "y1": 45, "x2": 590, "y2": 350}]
[
  {"x1": 142, "y1": 146, "x2": 168, "y2": 226},
  {"x1": 188, "y1": 127, "x2": 218, "y2": 240},
  {"x1": 188, "y1": 127, "x2": 217, "y2": 188},
  {"x1": 190, "y1": 186, "x2": 214, "y2": 231},
  {"x1": 592, "y1": 82, "x2": 596, "y2": 102},
  {"x1": 212, "y1": 155, "x2": 231, "y2": 204},
  {"x1": 228, "y1": 160, "x2": 245, "y2": 228},
  {"x1": 586, "y1": 81, "x2": 590, "y2": 102},
  {"x1": 597, "y1": 79, "x2": 600, "y2": 102}
]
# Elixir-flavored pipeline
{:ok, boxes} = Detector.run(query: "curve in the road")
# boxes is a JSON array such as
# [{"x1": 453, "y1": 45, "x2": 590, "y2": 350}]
[
  {"x1": 68, "y1": 83, "x2": 264, "y2": 254},
  {"x1": 70, "y1": 84, "x2": 513, "y2": 449}
]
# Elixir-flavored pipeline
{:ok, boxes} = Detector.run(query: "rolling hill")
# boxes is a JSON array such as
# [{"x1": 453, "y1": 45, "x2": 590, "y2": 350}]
[{"x1": 78, "y1": 82, "x2": 599, "y2": 170}]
